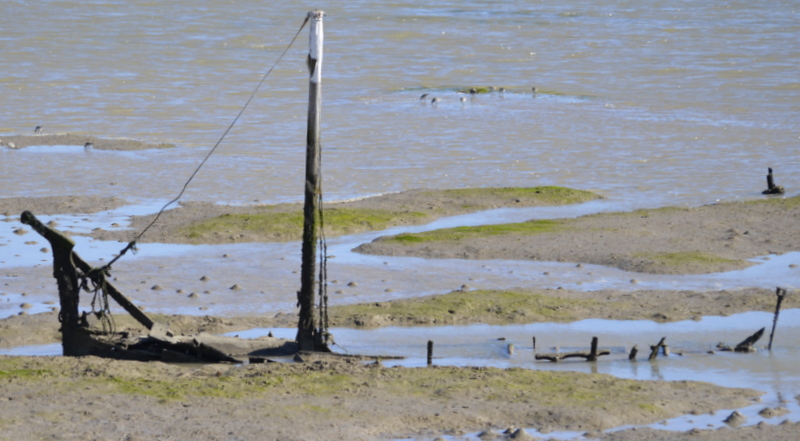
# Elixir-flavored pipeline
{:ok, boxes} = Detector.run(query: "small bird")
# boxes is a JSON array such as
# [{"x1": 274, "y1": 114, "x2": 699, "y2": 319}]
[
  {"x1": 531, "y1": 86, "x2": 538, "y2": 94},
  {"x1": 431, "y1": 97, "x2": 441, "y2": 105},
  {"x1": 460, "y1": 96, "x2": 467, "y2": 104},
  {"x1": 419, "y1": 93, "x2": 429, "y2": 101},
  {"x1": 469, "y1": 88, "x2": 477, "y2": 94},
  {"x1": 499, "y1": 87, "x2": 505, "y2": 94},
  {"x1": 84, "y1": 142, "x2": 93, "y2": 149},
  {"x1": 34, "y1": 126, "x2": 42, "y2": 134}
]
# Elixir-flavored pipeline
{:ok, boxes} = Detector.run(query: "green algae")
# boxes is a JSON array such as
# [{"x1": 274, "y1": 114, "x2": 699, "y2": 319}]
[
  {"x1": 635, "y1": 251, "x2": 741, "y2": 267},
  {"x1": 384, "y1": 220, "x2": 565, "y2": 244},
  {"x1": 329, "y1": 289, "x2": 601, "y2": 325}
]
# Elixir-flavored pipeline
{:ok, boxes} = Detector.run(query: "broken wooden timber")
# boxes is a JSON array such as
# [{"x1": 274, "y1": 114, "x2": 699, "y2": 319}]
[
  {"x1": 717, "y1": 327, "x2": 765, "y2": 353},
  {"x1": 21, "y1": 210, "x2": 155, "y2": 330},
  {"x1": 535, "y1": 336, "x2": 610, "y2": 362},
  {"x1": 648, "y1": 337, "x2": 667, "y2": 361}
]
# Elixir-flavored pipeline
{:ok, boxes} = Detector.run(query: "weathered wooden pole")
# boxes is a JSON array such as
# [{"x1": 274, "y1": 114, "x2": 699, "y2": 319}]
[
  {"x1": 768, "y1": 287, "x2": 788, "y2": 351},
  {"x1": 21, "y1": 211, "x2": 83, "y2": 355},
  {"x1": 296, "y1": 10, "x2": 325, "y2": 351},
  {"x1": 427, "y1": 340, "x2": 434, "y2": 366}
]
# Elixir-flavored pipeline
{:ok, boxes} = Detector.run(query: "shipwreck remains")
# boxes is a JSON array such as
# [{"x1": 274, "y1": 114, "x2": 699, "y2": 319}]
[{"x1": 21, "y1": 210, "x2": 297, "y2": 362}]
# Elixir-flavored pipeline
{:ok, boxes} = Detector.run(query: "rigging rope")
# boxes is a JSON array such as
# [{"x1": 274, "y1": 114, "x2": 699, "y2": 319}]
[{"x1": 92, "y1": 15, "x2": 311, "y2": 275}]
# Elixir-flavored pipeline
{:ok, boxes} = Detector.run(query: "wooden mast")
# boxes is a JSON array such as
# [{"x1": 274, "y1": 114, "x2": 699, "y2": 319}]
[{"x1": 297, "y1": 10, "x2": 325, "y2": 351}]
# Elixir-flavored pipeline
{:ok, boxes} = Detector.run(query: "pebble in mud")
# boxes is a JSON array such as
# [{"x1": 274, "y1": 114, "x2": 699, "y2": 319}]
[
  {"x1": 188, "y1": 292, "x2": 199, "y2": 299},
  {"x1": 12, "y1": 229, "x2": 28, "y2": 235},
  {"x1": 200, "y1": 275, "x2": 210, "y2": 281},
  {"x1": 758, "y1": 407, "x2": 790, "y2": 418},
  {"x1": 510, "y1": 428, "x2": 535, "y2": 440},
  {"x1": 630, "y1": 279, "x2": 639, "y2": 284},
  {"x1": 40, "y1": 248, "x2": 48, "y2": 253},
  {"x1": 723, "y1": 410, "x2": 746, "y2": 427},
  {"x1": 477, "y1": 429, "x2": 500, "y2": 440},
  {"x1": 230, "y1": 284, "x2": 243, "y2": 290},
  {"x1": 347, "y1": 281, "x2": 357, "y2": 287},
  {"x1": 151, "y1": 285, "x2": 163, "y2": 291},
  {"x1": 176, "y1": 289, "x2": 184, "y2": 294},
  {"x1": 20, "y1": 303, "x2": 32, "y2": 309}
]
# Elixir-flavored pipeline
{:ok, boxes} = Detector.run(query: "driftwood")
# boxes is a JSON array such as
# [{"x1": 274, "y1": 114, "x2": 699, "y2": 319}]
[
  {"x1": 717, "y1": 328, "x2": 765, "y2": 353},
  {"x1": 535, "y1": 337, "x2": 610, "y2": 362}
]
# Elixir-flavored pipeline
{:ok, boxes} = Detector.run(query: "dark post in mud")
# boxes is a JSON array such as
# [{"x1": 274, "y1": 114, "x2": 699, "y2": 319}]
[
  {"x1": 20, "y1": 211, "x2": 83, "y2": 355},
  {"x1": 763, "y1": 167, "x2": 785, "y2": 195},
  {"x1": 768, "y1": 287, "x2": 788, "y2": 351},
  {"x1": 297, "y1": 10, "x2": 326, "y2": 352}
]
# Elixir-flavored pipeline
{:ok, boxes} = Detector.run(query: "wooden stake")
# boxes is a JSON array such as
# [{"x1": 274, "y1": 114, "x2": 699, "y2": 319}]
[
  {"x1": 768, "y1": 287, "x2": 788, "y2": 351},
  {"x1": 427, "y1": 340, "x2": 434, "y2": 366},
  {"x1": 297, "y1": 10, "x2": 325, "y2": 352},
  {"x1": 628, "y1": 345, "x2": 638, "y2": 361},
  {"x1": 587, "y1": 336, "x2": 599, "y2": 361},
  {"x1": 649, "y1": 337, "x2": 666, "y2": 361},
  {"x1": 763, "y1": 168, "x2": 785, "y2": 195}
]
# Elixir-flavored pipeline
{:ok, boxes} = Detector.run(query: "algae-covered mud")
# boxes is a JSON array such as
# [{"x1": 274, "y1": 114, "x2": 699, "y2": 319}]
[
  {"x1": 324, "y1": 287, "x2": 800, "y2": 328},
  {"x1": 356, "y1": 195, "x2": 800, "y2": 275},
  {"x1": 81, "y1": 186, "x2": 601, "y2": 244},
  {"x1": 0, "y1": 354, "x2": 760, "y2": 441}
]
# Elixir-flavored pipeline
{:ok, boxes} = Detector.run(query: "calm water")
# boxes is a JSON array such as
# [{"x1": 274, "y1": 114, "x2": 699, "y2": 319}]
[{"x1": 1, "y1": 0, "x2": 798, "y2": 207}]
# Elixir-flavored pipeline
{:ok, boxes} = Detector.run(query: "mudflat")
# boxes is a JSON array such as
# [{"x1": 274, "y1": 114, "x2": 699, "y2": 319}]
[{"x1": 1, "y1": 189, "x2": 798, "y2": 440}]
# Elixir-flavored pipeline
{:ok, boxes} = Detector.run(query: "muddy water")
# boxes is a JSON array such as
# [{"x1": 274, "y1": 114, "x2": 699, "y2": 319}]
[
  {"x1": 2, "y1": 0, "x2": 799, "y2": 315},
  {"x1": 1, "y1": 0, "x2": 798, "y2": 208}
]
